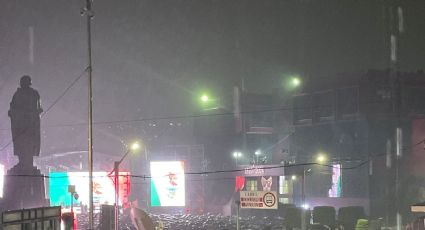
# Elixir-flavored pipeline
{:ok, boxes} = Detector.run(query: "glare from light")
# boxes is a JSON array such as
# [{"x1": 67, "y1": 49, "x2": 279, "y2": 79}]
[
  {"x1": 130, "y1": 142, "x2": 140, "y2": 151},
  {"x1": 316, "y1": 153, "x2": 327, "y2": 163},
  {"x1": 291, "y1": 175, "x2": 297, "y2": 180},
  {"x1": 292, "y1": 77, "x2": 301, "y2": 87},
  {"x1": 201, "y1": 94, "x2": 209, "y2": 102},
  {"x1": 233, "y1": 151, "x2": 242, "y2": 158},
  {"x1": 255, "y1": 150, "x2": 262, "y2": 156},
  {"x1": 284, "y1": 75, "x2": 302, "y2": 91},
  {"x1": 302, "y1": 204, "x2": 310, "y2": 210}
]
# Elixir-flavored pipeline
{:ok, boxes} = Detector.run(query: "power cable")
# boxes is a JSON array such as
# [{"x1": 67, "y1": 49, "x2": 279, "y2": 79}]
[
  {"x1": 0, "y1": 98, "x2": 409, "y2": 131},
  {"x1": 41, "y1": 67, "x2": 89, "y2": 118},
  {"x1": 3, "y1": 155, "x2": 383, "y2": 180}
]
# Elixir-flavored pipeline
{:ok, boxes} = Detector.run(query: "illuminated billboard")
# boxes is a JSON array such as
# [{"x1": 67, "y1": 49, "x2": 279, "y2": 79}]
[
  {"x1": 150, "y1": 161, "x2": 185, "y2": 207},
  {"x1": 49, "y1": 171, "x2": 130, "y2": 209},
  {"x1": 328, "y1": 164, "x2": 342, "y2": 197},
  {"x1": 0, "y1": 164, "x2": 4, "y2": 198}
]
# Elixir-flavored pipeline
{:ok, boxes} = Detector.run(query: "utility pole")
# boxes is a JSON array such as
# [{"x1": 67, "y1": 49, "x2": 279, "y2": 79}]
[
  {"x1": 388, "y1": 1, "x2": 403, "y2": 229},
  {"x1": 235, "y1": 200, "x2": 240, "y2": 230},
  {"x1": 114, "y1": 161, "x2": 120, "y2": 230},
  {"x1": 301, "y1": 168, "x2": 306, "y2": 230},
  {"x1": 81, "y1": 0, "x2": 95, "y2": 229}
]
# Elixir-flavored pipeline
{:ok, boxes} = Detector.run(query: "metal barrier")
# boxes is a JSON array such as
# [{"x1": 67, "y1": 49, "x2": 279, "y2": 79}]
[{"x1": 1, "y1": 206, "x2": 61, "y2": 230}]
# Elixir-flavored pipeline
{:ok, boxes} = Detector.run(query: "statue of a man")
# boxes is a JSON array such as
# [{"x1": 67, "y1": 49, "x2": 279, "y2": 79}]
[{"x1": 8, "y1": 75, "x2": 43, "y2": 168}]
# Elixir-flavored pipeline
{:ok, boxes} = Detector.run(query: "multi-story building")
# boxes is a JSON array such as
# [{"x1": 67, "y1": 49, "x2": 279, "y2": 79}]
[
  {"x1": 194, "y1": 70, "x2": 425, "y2": 220},
  {"x1": 289, "y1": 69, "x2": 425, "y2": 223}
]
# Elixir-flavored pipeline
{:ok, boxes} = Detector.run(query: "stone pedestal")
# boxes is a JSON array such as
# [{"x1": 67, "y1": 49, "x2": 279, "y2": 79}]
[{"x1": 0, "y1": 164, "x2": 49, "y2": 211}]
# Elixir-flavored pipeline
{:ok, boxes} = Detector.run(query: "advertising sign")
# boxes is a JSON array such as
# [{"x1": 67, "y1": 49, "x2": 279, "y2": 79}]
[
  {"x1": 150, "y1": 161, "x2": 185, "y2": 207},
  {"x1": 240, "y1": 191, "x2": 278, "y2": 209},
  {"x1": 49, "y1": 171, "x2": 130, "y2": 210},
  {"x1": 329, "y1": 164, "x2": 342, "y2": 197}
]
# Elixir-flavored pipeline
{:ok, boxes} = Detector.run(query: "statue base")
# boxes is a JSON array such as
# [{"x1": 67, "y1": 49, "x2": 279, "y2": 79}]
[{"x1": 0, "y1": 163, "x2": 49, "y2": 212}]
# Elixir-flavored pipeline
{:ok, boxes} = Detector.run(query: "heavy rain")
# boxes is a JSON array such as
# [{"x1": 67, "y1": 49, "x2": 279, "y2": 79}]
[{"x1": 0, "y1": 0, "x2": 425, "y2": 229}]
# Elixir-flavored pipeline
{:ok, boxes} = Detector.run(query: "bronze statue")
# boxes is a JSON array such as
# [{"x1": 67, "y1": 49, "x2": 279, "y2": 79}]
[{"x1": 8, "y1": 75, "x2": 43, "y2": 168}]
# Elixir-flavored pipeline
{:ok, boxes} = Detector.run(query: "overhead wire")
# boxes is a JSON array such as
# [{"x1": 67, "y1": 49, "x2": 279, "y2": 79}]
[
  {"x1": 0, "y1": 87, "x2": 422, "y2": 136},
  {"x1": 2, "y1": 136, "x2": 423, "y2": 181},
  {"x1": 2, "y1": 154, "x2": 382, "y2": 180},
  {"x1": 0, "y1": 69, "x2": 423, "y2": 180},
  {"x1": 0, "y1": 99, "x2": 401, "y2": 131}
]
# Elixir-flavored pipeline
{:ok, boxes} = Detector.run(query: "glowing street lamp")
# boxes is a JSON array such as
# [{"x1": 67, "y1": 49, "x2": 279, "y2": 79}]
[
  {"x1": 283, "y1": 75, "x2": 302, "y2": 91},
  {"x1": 254, "y1": 150, "x2": 262, "y2": 164},
  {"x1": 130, "y1": 142, "x2": 140, "y2": 151},
  {"x1": 233, "y1": 151, "x2": 243, "y2": 165},
  {"x1": 291, "y1": 77, "x2": 301, "y2": 87},
  {"x1": 316, "y1": 153, "x2": 327, "y2": 164},
  {"x1": 114, "y1": 141, "x2": 141, "y2": 230},
  {"x1": 200, "y1": 94, "x2": 209, "y2": 103}
]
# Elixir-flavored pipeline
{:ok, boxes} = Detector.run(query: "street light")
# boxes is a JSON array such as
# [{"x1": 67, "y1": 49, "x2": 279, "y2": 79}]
[
  {"x1": 291, "y1": 77, "x2": 301, "y2": 87},
  {"x1": 301, "y1": 168, "x2": 312, "y2": 207},
  {"x1": 130, "y1": 142, "x2": 140, "y2": 151},
  {"x1": 113, "y1": 141, "x2": 140, "y2": 230},
  {"x1": 254, "y1": 150, "x2": 262, "y2": 164},
  {"x1": 200, "y1": 94, "x2": 209, "y2": 103},
  {"x1": 316, "y1": 153, "x2": 327, "y2": 164},
  {"x1": 283, "y1": 75, "x2": 302, "y2": 91},
  {"x1": 301, "y1": 167, "x2": 312, "y2": 230},
  {"x1": 233, "y1": 151, "x2": 243, "y2": 166}
]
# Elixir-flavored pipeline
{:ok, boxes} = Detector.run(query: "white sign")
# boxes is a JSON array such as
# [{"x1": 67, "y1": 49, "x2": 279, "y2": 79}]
[
  {"x1": 244, "y1": 166, "x2": 265, "y2": 176},
  {"x1": 240, "y1": 191, "x2": 278, "y2": 209}
]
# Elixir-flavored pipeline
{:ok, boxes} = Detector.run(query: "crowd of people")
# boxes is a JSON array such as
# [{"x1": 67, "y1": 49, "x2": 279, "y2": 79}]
[{"x1": 76, "y1": 212, "x2": 285, "y2": 230}]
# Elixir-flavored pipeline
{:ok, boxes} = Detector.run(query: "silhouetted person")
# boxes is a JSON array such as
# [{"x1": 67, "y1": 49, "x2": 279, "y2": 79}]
[{"x1": 8, "y1": 75, "x2": 43, "y2": 168}]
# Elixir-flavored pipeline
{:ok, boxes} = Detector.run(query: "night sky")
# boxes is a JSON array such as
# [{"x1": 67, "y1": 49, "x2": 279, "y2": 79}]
[{"x1": 0, "y1": 0, "x2": 424, "y2": 161}]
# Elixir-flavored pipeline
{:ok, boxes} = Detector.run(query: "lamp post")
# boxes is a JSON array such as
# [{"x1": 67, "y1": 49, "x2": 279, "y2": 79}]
[
  {"x1": 114, "y1": 142, "x2": 140, "y2": 230},
  {"x1": 300, "y1": 167, "x2": 312, "y2": 230},
  {"x1": 302, "y1": 168, "x2": 306, "y2": 206},
  {"x1": 235, "y1": 200, "x2": 240, "y2": 230},
  {"x1": 301, "y1": 168, "x2": 312, "y2": 207},
  {"x1": 254, "y1": 150, "x2": 262, "y2": 164},
  {"x1": 233, "y1": 151, "x2": 242, "y2": 166}
]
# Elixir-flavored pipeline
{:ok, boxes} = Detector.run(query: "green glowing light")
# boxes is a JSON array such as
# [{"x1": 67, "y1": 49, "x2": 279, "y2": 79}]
[{"x1": 200, "y1": 95, "x2": 209, "y2": 102}]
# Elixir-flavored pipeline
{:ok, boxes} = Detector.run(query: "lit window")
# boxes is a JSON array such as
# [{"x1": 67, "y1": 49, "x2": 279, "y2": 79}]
[
  {"x1": 279, "y1": 197, "x2": 289, "y2": 204},
  {"x1": 246, "y1": 179, "x2": 257, "y2": 191},
  {"x1": 279, "y1": 176, "x2": 289, "y2": 194}
]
